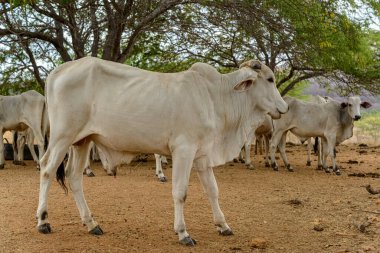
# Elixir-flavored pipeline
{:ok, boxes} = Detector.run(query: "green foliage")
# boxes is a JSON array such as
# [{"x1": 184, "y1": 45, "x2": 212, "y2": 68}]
[
  {"x1": 355, "y1": 110, "x2": 380, "y2": 141},
  {"x1": 280, "y1": 80, "x2": 310, "y2": 101},
  {"x1": 125, "y1": 33, "x2": 197, "y2": 73},
  {"x1": 0, "y1": 80, "x2": 43, "y2": 95}
]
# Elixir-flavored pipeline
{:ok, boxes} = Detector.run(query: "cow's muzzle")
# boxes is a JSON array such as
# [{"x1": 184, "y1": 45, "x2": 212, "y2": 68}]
[
  {"x1": 276, "y1": 100, "x2": 289, "y2": 115},
  {"x1": 354, "y1": 115, "x2": 361, "y2": 121}
]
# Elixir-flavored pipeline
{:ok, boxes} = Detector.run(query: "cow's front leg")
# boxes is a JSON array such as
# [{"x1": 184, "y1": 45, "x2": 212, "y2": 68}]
[
  {"x1": 244, "y1": 143, "x2": 254, "y2": 169},
  {"x1": 66, "y1": 145, "x2": 101, "y2": 234},
  {"x1": 264, "y1": 135, "x2": 271, "y2": 167},
  {"x1": 316, "y1": 138, "x2": 323, "y2": 170},
  {"x1": 197, "y1": 167, "x2": 233, "y2": 235},
  {"x1": 332, "y1": 148, "x2": 341, "y2": 175},
  {"x1": 320, "y1": 138, "x2": 330, "y2": 173},
  {"x1": 154, "y1": 154, "x2": 167, "y2": 182},
  {"x1": 269, "y1": 131, "x2": 284, "y2": 171},
  {"x1": 171, "y1": 146, "x2": 196, "y2": 246},
  {"x1": 278, "y1": 133, "x2": 294, "y2": 172}
]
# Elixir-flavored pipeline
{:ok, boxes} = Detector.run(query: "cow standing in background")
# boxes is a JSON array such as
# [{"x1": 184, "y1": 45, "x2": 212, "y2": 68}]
[
  {"x1": 36, "y1": 57, "x2": 288, "y2": 246},
  {"x1": 0, "y1": 90, "x2": 48, "y2": 169},
  {"x1": 12, "y1": 128, "x2": 42, "y2": 168},
  {"x1": 236, "y1": 114, "x2": 272, "y2": 169},
  {"x1": 269, "y1": 96, "x2": 371, "y2": 175}
]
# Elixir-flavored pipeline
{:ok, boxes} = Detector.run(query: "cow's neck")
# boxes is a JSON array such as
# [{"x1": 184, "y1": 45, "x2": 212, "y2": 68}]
[
  {"x1": 337, "y1": 107, "x2": 354, "y2": 144},
  {"x1": 205, "y1": 69, "x2": 260, "y2": 164}
]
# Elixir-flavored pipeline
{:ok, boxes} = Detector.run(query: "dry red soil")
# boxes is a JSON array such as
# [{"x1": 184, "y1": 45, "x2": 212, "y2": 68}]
[{"x1": 0, "y1": 144, "x2": 379, "y2": 253}]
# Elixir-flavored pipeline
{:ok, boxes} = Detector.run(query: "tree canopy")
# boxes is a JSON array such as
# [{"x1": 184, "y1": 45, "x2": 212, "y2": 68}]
[{"x1": 0, "y1": 0, "x2": 379, "y2": 95}]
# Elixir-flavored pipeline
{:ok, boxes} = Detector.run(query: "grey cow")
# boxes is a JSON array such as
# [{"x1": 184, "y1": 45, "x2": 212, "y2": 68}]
[{"x1": 269, "y1": 96, "x2": 371, "y2": 175}]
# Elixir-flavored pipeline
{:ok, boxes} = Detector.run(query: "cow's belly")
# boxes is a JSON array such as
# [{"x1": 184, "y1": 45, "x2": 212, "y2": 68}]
[
  {"x1": 290, "y1": 127, "x2": 324, "y2": 138},
  {"x1": 90, "y1": 131, "x2": 172, "y2": 156}
]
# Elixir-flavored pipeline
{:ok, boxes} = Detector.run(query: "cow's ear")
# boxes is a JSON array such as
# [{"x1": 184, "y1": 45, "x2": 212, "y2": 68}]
[
  {"x1": 239, "y1": 60, "x2": 262, "y2": 72},
  {"x1": 341, "y1": 102, "x2": 348, "y2": 108},
  {"x1": 250, "y1": 60, "x2": 262, "y2": 71},
  {"x1": 361, "y1": 101, "x2": 372, "y2": 109},
  {"x1": 234, "y1": 79, "x2": 255, "y2": 91}
]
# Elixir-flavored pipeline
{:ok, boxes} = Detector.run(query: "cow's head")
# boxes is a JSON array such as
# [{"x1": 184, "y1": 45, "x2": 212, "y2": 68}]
[
  {"x1": 234, "y1": 60, "x2": 288, "y2": 119},
  {"x1": 341, "y1": 96, "x2": 372, "y2": 121}
]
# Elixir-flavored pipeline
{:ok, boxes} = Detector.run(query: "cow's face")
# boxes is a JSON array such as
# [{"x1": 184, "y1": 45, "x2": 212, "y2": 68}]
[
  {"x1": 341, "y1": 96, "x2": 372, "y2": 121},
  {"x1": 235, "y1": 60, "x2": 288, "y2": 119}
]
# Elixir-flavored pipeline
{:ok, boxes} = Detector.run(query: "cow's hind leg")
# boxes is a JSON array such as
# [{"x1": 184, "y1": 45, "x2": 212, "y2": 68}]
[
  {"x1": 155, "y1": 154, "x2": 167, "y2": 182},
  {"x1": 306, "y1": 138, "x2": 312, "y2": 166},
  {"x1": 197, "y1": 167, "x2": 233, "y2": 236},
  {"x1": 66, "y1": 143, "x2": 102, "y2": 234},
  {"x1": 171, "y1": 145, "x2": 197, "y2": 246},
  {"x1": 28, "y1": 143, "x2": 40, "y2": 169},
  {"x1": 36, "y1": 140, "x2": 71, "y2": 234}
]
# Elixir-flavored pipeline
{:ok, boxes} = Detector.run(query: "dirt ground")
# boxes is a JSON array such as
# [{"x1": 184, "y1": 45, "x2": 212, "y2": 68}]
[{"x1": 0, "y1": 143, "x2": 380, "y2": 253}]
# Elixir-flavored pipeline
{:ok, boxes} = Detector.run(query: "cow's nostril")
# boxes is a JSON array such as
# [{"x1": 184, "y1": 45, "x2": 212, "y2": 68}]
[{"x1": 354, "y1": 115, "x2": 361, "y2": 121}]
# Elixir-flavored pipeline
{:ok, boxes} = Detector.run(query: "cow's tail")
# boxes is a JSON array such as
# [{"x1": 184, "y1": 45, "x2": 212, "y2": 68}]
[
  {"x1": 44, "y1": 134, "x2": 49, "y2": 151},
  {"x1": 313, "y1": 137, "x2": 319, "y2": 154},
  {"x1": 41, "y1": 101, "x2": 50, "y2": 150},
  {"x1": 56, "y1": 161, "x2": 68, "y2": 195}
]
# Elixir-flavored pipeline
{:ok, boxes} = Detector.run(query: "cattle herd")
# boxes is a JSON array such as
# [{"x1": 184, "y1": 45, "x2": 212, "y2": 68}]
[{"x1": 0, "y1": 57, "x2": 372, "y2": 246}]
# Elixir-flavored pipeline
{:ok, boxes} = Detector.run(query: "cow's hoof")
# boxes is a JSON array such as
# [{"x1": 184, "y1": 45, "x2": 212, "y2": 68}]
[
  {"x1": 265, "y1": 162, "x2": 270, "y2": 168},
  {"x1": 306, "y1": 161, "x2": 311, "y2": 166},
  {"x1": 335, "y1": 171, "x2": 341, "y2": 176},
  {"x1": 233, "y1": 158, "x2": 238, "y2": 163},
  {"x1": 0, "y1": 164, "x2": 4, "y2": 169},
  {"x1": 245, "y1": 164, "x2": 254, "y2": 170},
  {"x1": 179, "y1": 236, "x2": 197, "y2": 246},
  {"x1": 89, "y1": 225, "x2": 104, "y2": 235},
  {"x1": 86, "y1": 172, "x2": 95, "y2": 177},
  {"x1": 159, "y1": 177, "x2": 167, "y2": 182},
  {"x1": 271, "y1": 163, "x2": 278, "y2": 171},
  {"x1": 316, "y1": 166, "x2": 323, "y2": 171},
  {"x1": 219, "y1": 228, "x2": 234, "y2": 236},
  {"x1": 38, "y1": 223, "x2": 52, "y2": 234},
  {"x1": 324, "y1": 169, "x2": 331, "y2": 173},
  {"x1": 286, "y1": 164, "x2": 294, "y2": 172}
]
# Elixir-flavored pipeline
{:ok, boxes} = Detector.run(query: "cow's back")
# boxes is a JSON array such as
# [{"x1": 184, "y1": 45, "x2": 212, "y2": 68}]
[{"x1": 46, "y1": 57, "x2": 218, "y2": 155}]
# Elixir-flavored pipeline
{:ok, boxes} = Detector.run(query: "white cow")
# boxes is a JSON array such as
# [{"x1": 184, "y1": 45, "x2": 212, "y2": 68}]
[
  {"x1": 303, "y1": 95, "x2": 331, "y2": 167},
  {"x1": 36, "y1": 57, "x2": 288, "y2": 246},
  {"x1": 269, "y1": 96, "x2": 371, "y2": 175},
  {"x1": 236, "y1": 114, "x2": 272, "y2": 169},
  {"x1": 0, "y1": 90, "x2": 48, "y2": 169},
  {"x1": 12, "y1": 128, "x2": 42, "y2": 168}
]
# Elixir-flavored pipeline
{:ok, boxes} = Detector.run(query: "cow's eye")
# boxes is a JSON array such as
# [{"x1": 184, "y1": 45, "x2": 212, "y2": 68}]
[{"x1": 267, "y1": 77, "x2": 274, "y2": 83}]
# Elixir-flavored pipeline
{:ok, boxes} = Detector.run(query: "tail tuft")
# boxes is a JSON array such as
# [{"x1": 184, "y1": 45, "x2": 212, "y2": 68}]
[{"x1": 56, "y1": 162, "x2": 68, "y2": 195}]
